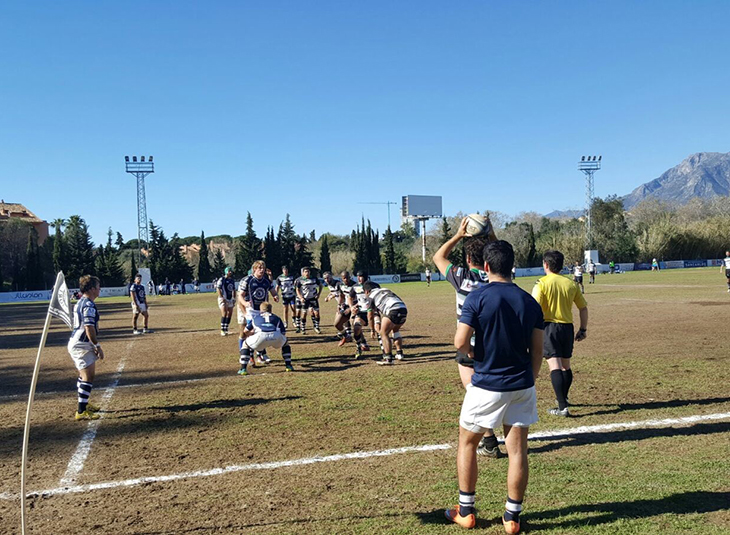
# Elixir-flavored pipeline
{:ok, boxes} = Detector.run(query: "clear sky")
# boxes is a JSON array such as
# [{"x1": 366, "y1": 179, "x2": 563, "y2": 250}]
[{"x1": 2, "y1": 1, "x2": 730, "y2": 245}]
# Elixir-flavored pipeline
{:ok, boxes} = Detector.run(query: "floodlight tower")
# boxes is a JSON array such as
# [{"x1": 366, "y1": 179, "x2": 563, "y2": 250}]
[
  {"x1": 578, "y1": 155, "x2": 601, "y2": 249},
  {"x1": 125, "y1": 155, "x2": 154, "y2": 264}
]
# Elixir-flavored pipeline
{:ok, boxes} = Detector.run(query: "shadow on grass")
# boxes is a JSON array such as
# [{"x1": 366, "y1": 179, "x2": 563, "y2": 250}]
[
  {"x1": 527, "y1": 490, "x2": 730, "y2": 531},
  {"x1": 108, "y1": 395, "x2": 303, "y2": 417},
  {"x1": 416, "y1": 491, "x2": 730, "y2": 531},
  {"x1": 578, "y1": 396, "x2": 730, "y2": 416},
  {"x1": 528, "y1": 421, "x2": 730, "y2": 454}
]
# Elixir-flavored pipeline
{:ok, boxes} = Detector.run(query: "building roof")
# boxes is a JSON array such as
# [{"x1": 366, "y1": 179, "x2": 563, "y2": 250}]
[{"x1": 0, "y1": 200, "x2": 45, "y2": 224}]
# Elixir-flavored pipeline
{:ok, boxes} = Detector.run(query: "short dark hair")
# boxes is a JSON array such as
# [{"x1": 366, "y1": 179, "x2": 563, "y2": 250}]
[
  {"x1": 465, "y1": 236, "x2": 488, "y2": 268},
  {"x1": 79, "y1": 275, "x2": 100, "y2": 294},
  {"x1": 340, "y1": 270, "x2": 350, "y2": 280},
  {"x1": 282, "y1": 265, "x2": 288, "y2": 270},
  {"x1": 482, "y1": 240, "x2": 514, "y2": 278},
  {"x1": 362, "y1": 280, "x2": 377, "y2": 293},
  {"x1": 543, "y1": 250, "x2": 564, "y2": 273}
]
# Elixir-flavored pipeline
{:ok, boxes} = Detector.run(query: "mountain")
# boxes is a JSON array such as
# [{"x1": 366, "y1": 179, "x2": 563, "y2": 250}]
[
  {"x1": 544, "y1": 209, "x2": 584, "y2": 220},
  {"x1": 623, "y1": 152, "x2": 730, "y2": 209}
]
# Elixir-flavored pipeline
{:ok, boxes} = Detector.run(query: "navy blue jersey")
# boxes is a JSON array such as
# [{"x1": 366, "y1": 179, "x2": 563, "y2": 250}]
[
  {"x1": 295, "y1": 276, "x2": 321, "y2": 300},
  {"x1": 277, "y1": 275, "x2": 296, "y2": 297},
  {"x1": 70, "y1": 297, "x2": 99, "y2": 344},
  {"x1": 217, "y1": 276, "x2": 236, "y2": 300},
  {"x1": 130, "y1": 283, "x2": 146, "y2": 304},
  {"x1": 245, "y1": 311, "x2": 286, "y2": 334},
  {"x1": 239, "y1": 275, "x2": 273, "y2": 310},
  {"x1": 460, "y1": 282, "x2": 544, "y2": 392}
]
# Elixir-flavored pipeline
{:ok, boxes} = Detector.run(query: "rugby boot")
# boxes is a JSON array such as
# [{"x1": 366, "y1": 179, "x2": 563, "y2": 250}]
[
  {"x1": 75, "y1": 409, "x2": 100, "y2": 421},
  {"x1": 444, "y1": 506, "x2": 476, "y2": 529},
  {"x1": 502, "y1": 515, "x2": 521, "y2": 534}
]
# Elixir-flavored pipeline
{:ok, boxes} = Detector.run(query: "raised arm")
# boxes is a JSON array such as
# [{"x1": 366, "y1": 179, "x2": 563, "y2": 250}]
[{"x1": 433, "y1": 217, "x2": 468, "y2": 275}]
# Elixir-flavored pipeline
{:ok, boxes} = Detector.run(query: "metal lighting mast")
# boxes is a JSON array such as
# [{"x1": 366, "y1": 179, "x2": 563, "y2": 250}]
[
  {"x1": 578, "y1": 155, "x2": 601, "y2": 249},
  {"x1": 125, "y1": 155, "x2": 154, "y2": 264}
]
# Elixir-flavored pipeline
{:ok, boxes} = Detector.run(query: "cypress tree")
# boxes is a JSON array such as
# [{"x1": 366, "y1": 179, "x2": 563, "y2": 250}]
[
  {"x1": 319, "y1": 234, "x2": 332, "y2": 273},
  {"x1": 383, "y1": 226, "x2": 397, "y2": 274},
  {"x1": 65, "y1": 215, "x2": 95, "y2": 282},
  {"x1": 24, "y1": 227, "x2": 44, "y2": 290},
  {"x1": 197, "y1": 231, "x2": 213, "y2": 281},
  {"x1": 51, "y1": 218, "x2": 67, "y2": 274},
  {"x1": 130, "y1": 254, "x2": 137, "y2": 283},
  {"x1": 213, "y1": 249, "x2": 227, "y2": 276}
]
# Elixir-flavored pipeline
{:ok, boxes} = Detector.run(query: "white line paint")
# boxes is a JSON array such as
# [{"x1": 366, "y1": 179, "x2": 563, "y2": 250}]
[
  {"x1": 2, "y1": 411, "x2": 728, "y2": 501},
  {"x1": 58, "y1": 344, "x2": 131, "y2": 487}
]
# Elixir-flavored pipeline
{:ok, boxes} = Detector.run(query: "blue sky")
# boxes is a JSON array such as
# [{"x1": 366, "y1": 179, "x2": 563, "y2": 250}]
[{"x1": 2, "y1": 1, "x2": 730, "y2": 244}]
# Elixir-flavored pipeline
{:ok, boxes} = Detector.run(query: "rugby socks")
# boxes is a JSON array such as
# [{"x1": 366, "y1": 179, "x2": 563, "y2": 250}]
[
  {"x1": 562, "y1": 369, "x2": 573, "y2": 401},
  {"x1": 300, "y1": 317, "x2": 306, "y2": 332},
  {"x1": 239, "y1": 346, "x2": 251, "y2": 370},
  {"x1": 336, "y1": 330, "x2": 345, "y2": 340},
  {"x1": 238, "y1": 338, "x2": 244, "y2": 351},
  {"x1": 77, "y1": 378, "x2": 93, "y2": 413},
  {"x1": 345, "y1": 325, "x2": 352, "y2": 340},
  {"x1": 504, "y1": 497, "x2": 523, "y2": 522},
  {"x1": 220, "y1": 317, "x2": 226, "y2": 332},
  {"x1": 312, "y1": 316, "x2": 320, "y2": 330},
  {"x1": 377, "y1": 333, "x2": 384, "y2": 353},
  {"x1": 550, "y1": 370, "x2": 568, "y2": 410},
  {"x1": 481, "y1": 433, "x2": 499, "y2": 451},
  {"x1": 282, "y1": 344, "x2": 292, "y2": 366},
  {"x1": 356, "y1": 332, "x2": 367, "y2": 348},
  {"x1": 458, "y1": 490, "x2": 476, "y2": 516}
]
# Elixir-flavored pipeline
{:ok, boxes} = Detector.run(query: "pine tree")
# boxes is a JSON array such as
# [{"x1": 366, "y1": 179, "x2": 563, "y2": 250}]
[
  {"x1": 235, "y1": 212, "x2": 260, "y2": 274},
  {"x1": 383, "y1": 226, "x2": 397, "y2": 273},
  {"x1": 197, "y1": 231, "x2": 213, "y2": 282},
  {"x1": 277, "y1": 214, "x2": 298, "y2": 270},
  {"x1": 65, "y1": 215, "x2": 95, "y2": 282},
  {"x1": 319, "y1": 234, "x2": 332, "y2": 273},
  {"x1": 115, "y1": 231, "x2": 125, "y2": 249},
  {"x1": 292, "y1": 233, "x2": 313, "y2": 274},
  {"x1": 213, "y1": 249, "x2": 227, "y2": 276},
  {"x1": 105, "y1": 242, "x2": 125, "y2": 286},
  {"x1": 95, "y1": 245, "x2": 110, "y2": 285}
]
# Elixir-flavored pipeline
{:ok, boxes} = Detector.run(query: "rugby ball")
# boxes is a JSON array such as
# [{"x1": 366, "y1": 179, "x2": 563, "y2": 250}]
[{"x1": 465, "y1": 214, "x2": 491, "y2": 237}]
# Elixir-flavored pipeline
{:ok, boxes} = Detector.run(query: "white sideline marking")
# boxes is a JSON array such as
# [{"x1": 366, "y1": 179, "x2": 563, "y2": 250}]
[
  {"x1": 2, "y1": 411, "x2": 728, "y2": 501},
  {"x1": 58, "y1": 345, "x2": 131, "y2": 487},
  {"x1": 0, "y1": 378, "x2": 207, "y2": 402}
]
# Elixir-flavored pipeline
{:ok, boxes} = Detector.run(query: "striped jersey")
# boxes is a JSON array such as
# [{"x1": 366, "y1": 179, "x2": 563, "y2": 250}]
[
  {"x1": 444, "y1": 264, "x2": 489, "y2": 319},
  {"x1": 245, "y1": 311, "x2": 286, "y2": 334},
  {"x1": 351, "y1": 281, "x2": 380, "y2": 310},
  {"x1": 573, "y1": 265, "x2": 584, "y2": 277},
  {"x1": 369, "y1": 287, "x2": 406, "y2": 315},
  {"x1": 69, "y1": 297, "x2": 99, "y2": 345},
  {"x1": 723, "y1": 257, "x2": 730, "y2": 269},
  {"x1": 325, "y1": 278, "x2": 342, "y2": 300},
  {"x1": 295, "y1": 276, "x2": 321, "y2": 300},
  {"x1": 238, "y1": 275, "x2": 273, "y2": 310},
  {"x1": 130, "y1": 283, "x2": 146, "y2": 304},
  {"x1": 277, "y1": 274, "x2": 296, "y2": 297},
  {"x1": 217, "y1": 276, "x2": 236, "y2": 300}
]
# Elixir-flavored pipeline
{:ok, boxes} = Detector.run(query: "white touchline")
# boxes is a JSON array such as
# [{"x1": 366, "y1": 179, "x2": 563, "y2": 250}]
[
  {"x1": 2, "y1": 411, "x2": 728, "y2": 501},
  {"x1": 58, "y1": 343, "x2": 132, "y2": 488}
]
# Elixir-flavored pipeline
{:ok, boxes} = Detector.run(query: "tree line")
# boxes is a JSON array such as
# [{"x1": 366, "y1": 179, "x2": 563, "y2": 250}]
[{"x1": 3, "y1": 195, "x2": 727, "y2": 291}]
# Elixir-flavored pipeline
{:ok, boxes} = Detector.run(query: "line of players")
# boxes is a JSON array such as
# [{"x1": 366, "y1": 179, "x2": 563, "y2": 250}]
[{"x1": 215, "y1": 261, "x2": 409, "y2": 373}]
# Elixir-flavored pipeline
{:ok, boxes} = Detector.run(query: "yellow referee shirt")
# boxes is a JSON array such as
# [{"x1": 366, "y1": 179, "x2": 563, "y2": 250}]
[{"x1": 532, "y1": 272, "x2": 587, "y2": 324}]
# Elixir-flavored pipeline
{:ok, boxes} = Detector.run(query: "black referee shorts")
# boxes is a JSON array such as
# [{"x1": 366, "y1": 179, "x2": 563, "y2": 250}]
[{"x1": 543, "y1": 322, "x2": 575, "y2": 359}]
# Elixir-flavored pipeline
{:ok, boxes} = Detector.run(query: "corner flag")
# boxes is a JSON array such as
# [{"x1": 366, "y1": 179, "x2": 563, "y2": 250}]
[
  {"x1": 20, "y1": 271, "x2": 74, "y2": 535},
  {"x1": 48, "y1": 272, "x2": 73, "y2": 329}
]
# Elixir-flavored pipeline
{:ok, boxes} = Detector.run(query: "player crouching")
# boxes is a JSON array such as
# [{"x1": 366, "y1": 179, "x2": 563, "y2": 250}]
[
  {"x1": 238, "y1": 303, "x2": 293, "y2": 375},
  {"x1": 363, "y1": 281, "x2": 407, "y2": 365}
]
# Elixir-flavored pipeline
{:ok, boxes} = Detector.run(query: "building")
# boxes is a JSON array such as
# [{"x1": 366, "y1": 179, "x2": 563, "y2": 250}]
[{"x1": 0, "y1": 200, "x2": 50, "y2": 245}]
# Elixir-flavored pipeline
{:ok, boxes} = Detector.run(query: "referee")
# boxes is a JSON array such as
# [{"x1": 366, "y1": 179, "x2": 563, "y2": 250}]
[{"x1": 532, "y1": 250, "x2": 588, "y2": 417}]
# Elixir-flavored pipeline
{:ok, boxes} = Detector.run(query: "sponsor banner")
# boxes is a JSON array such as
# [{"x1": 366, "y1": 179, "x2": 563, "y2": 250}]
[
  {"x1": 663, "y1": 260, "x2": 684, "y2": 269},
  {"x1": 616, "y1": 263, "x2": 634, "y2": 272},
  {"x1": 634, "y1": 263, "x2": 651, "y2": 271},
  {"x1": 398, "y1": 273, "x2": 423, "y2": 282},
  {"x1": 516, "y1": 267, "x2": 546, "y2": 277},
  {"x1": 0, "y1": 290, "x2": 53, "y2": 303},
  {"x1": 710, "y1": 259, "x2": 723, "y2": 267},
  {"x1": 370, "y1": 274, "x2": 401, "y2": 284},
  {"x1": 683, "y1": 260, "x2": 708, "y2": 268}
]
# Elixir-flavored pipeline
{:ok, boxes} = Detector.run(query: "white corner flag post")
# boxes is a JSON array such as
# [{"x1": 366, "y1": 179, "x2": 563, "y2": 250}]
[{"x1": 20, "y1": 272, "x2": 73, "y2": 535}]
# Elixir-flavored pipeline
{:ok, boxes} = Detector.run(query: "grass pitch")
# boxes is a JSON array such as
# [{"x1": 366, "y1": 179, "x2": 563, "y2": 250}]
[{"x1": 0, "y1": 268, "x2": 729, "y2": 533}]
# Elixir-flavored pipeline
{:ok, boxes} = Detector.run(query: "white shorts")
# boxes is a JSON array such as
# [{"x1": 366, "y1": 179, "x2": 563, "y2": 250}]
[
  {"x1": 245, "y1": 331, "x2": 287, "y2": 351},
  {"x1": 459, "y1": 385, "x2": 538, "y2": 432},
  {"x1": 218, "y1": 297, "x2": 235, "y2": 310},
  {"x1": 132, "y1": 302, "x2": 147, "y2": 314},
  {"x1": 67, "y1": 341, "x2": 99, "y2": 371},
  {"x1": 237, "y1": 307, "x2": 261, "y2": 324}
]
